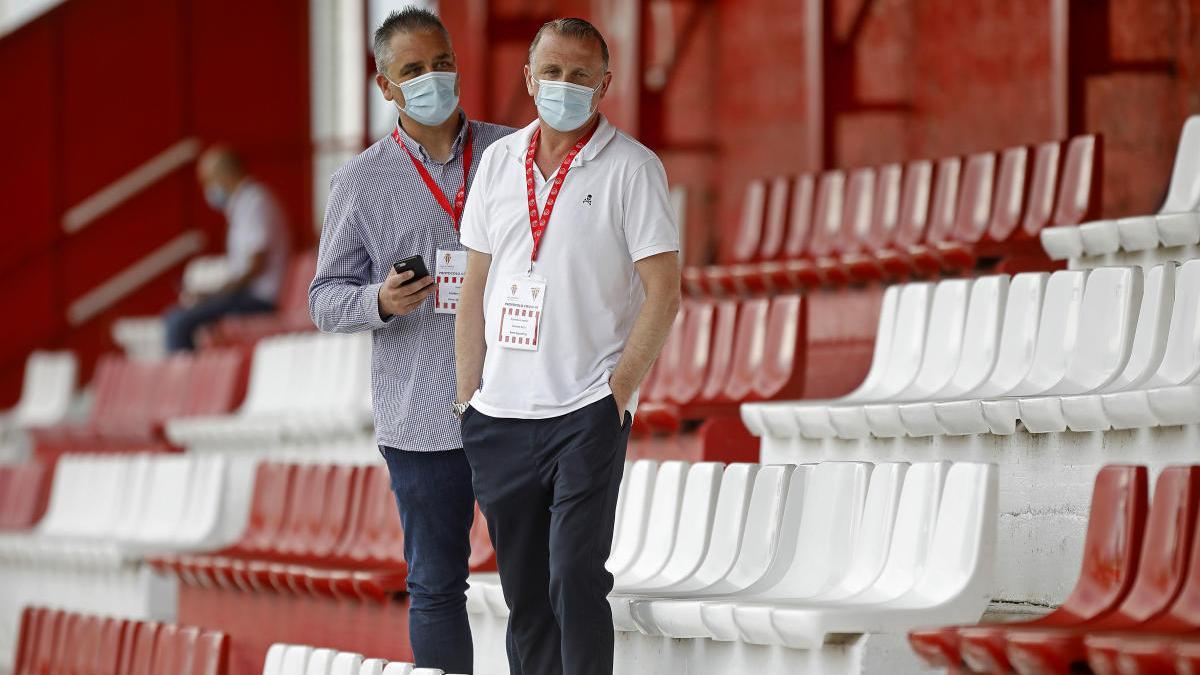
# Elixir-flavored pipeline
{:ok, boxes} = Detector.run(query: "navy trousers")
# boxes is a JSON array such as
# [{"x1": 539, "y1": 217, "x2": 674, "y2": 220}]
[
  {"x1": 163, "y1": 290, "x2": 274, "y2": 352},
  {"x1": 462, "y1": 395, "x2": 631, "y2": 675},
  {"x1": 380, "y1": 446, "x2": 476, "y2": 674}
]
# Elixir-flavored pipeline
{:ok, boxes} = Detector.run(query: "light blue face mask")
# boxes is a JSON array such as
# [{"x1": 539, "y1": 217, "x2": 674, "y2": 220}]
[
  {"x1": 204, "y1": 183, "x2": 229, "y2": 211},
  {"x1": 389, "y1": 71, "x2": 460, "y2": 126},
  {"x1": 535, "y1": 79, "x2": 601, "y2": 132}
]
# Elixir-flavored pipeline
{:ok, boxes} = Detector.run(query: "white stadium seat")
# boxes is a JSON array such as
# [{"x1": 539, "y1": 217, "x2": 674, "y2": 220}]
[
  {"x1": 306, "y1": 648, "x2": 337, "y2": 675},
  {"x1": 1041, "y1": 115, "x2": 1200, "y2": 259},
  {"x1": 329, "y1": 652, "x2": 364, "y2": 675}
]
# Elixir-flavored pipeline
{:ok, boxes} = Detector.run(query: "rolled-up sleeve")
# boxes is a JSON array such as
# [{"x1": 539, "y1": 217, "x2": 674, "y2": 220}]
[{"x1": 308, "y1": 169, "x2": 391, "y2": 333}]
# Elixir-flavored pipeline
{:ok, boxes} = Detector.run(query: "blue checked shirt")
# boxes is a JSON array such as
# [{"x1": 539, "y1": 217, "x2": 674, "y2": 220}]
[{"x1": 308, "y1": 113, "x2": 515, "y2": 451}]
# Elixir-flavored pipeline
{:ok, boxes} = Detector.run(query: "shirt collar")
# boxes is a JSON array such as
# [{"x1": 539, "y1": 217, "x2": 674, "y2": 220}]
[
  {"x1": 501, "y1": 114, "x2": 617, "y2": 167},
  {"x1": 225, "y1": 178, "x2": 254, "y2": 213},
  {"x1": 393, "y1": 109, "x2": 469, "y2": 163}
]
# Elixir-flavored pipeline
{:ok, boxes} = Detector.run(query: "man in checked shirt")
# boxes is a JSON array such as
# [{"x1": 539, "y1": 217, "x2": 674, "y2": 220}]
[{"x1": 308, "y1": 7, "x2": 513, "y2": 673}]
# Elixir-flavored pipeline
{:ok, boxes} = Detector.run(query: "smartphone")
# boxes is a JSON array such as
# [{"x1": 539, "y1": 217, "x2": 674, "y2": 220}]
[{"x1": 393, "y1": 255, "x2": 431, "y2": 286}]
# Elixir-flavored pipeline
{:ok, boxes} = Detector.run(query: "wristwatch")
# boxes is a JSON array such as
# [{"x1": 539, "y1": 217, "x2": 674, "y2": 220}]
[{"x1": 452, "y1": 401, "x2": 470, "y2": 419}]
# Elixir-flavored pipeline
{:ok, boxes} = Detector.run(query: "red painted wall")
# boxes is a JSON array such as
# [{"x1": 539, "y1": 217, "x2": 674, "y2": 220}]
[{"x1": 0, "y1": 0, "x2": 311, "y2": 405}]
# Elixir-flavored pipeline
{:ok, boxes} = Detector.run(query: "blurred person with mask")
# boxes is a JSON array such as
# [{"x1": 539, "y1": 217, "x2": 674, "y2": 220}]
[
  {"x1": 164, "y1": 145, "x2": 291, "y2": 352},
  {"x1": 454, "y1": 17, "x2": 680, "y2": 675},
  {"x1": 307, "y1": 6, "x2": 513, "y2": 673}
]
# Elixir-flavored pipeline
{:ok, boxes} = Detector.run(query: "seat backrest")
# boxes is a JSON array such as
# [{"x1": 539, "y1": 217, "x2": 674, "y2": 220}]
[
  {"x1": 358, "y1": 658, "x2": 386, "y2": 675},
  {"x1": 893, "y1": 160, "x2": 934, "y2": 248},
  {"x1": 623, "y1": 461, "x2": 690, "y2": 581},
  {"x1": 302, "y1": 648, "x2": 336, "y2": 675},
  {"x1": 968, "y1": 272, "x2": 1048, "y2": 398},
  {"x1": 351, "y1": 466, "x2": 405, "y2": 564},
  {"x1": 1058, "y1": 465, "x2": 1149, "y2": 620},
  {"x1": 643, "y1": 306, "x2": 688, "y2": 404},
  {"x1": 282, "y1": 645, "x2": 314, "y2": 674},
  {"x1": 606, "y1": 460, "x2": 658, "y2": 575},
  {"x1": 1111, "y1": 466, "x2": 1200, "y2": 622},
  {"x1": 51, "y1": 612, "x2": 83, "y2": 675},
  {"x1": 382, "y1": 663, "x2": 415, "y2": 675},
  {"x1": 1011, "y1": 140, "x2": 1062, "y2": 239},
  {"x1": 782, "y1": 175, "x2": 816, "y2": 258},
  {"x1": 261, "y1": 644, "x2": 288, "y2": 675},
  {"x1": 758, "y1": 176, "x2": 792, "y2": 260},
  {"x1": 762, "y1": 461, "x2": 873, "y2": 597},
  {"x1": 922, "y1": 157, "x2": 962, "y2": 245},
  {"x1": 806, "y1": 171, "x2": 847, "y2": 257},
  {"x1": 950, "y1": 152, "x2": 997, "y2": 244},
  {"x1": 238, "y1": 463, "x2": 295, "y2": 554},
  {"x1": 865, "y1": 163, "x2": 903, "y2": 252},
  {"x1": 185, "y1": 348, "x2": 246, "y2": 416},
  {"x1": 753, "y1": 294, "x2": 806, "y2": 400},
  {"x1": 1003, "y1": 269, "x2": 1088, "y2": 396},
  {"x1": 871, "y1": 283, "x2": 934, "y2": 400},
  {"x1": 840, "y1": 285, "x2": 902, "y2": 403},
  {"x1": 723, "y1": 180, "x2": 768, "y2": 264},
  {"x1": 32, "y1": 609, "x2": 63, "y2": 675},
  {"x1": 12, "y1": 607, "x2": 37, "y2": 675},
  {"x1": 939, "y1": 275, "x2": 1009, "y2": 398},
  {"x1": 126, "y1": 621, "x2": 162, "y2": 675},
  {"x1": 902, "y1": 279, "x2": 973, "y2": 399},
  {"x1": 96, "y1": 618, "x2": 129, "y2": 675},
  {"x1": 190, "y1": 630, "x2": 228, "y2": 675},
  {"x1": 1101, "y1": 264, "x2": 1175, "y2": 392},
  {"x1": 840, "y1": 168, "x2": 877, "y2": 255},
  {"x1": 14, "y1": 350, "x2": 77, "y2": 428},
  {"x1": 149, "y1": 624, "x2": 181, "y2": 675},
  {"x1": 649, "y1": 462, "x2": 725, "y2": 585},
  {"x1": 133, "y1": 455, "x2": 194, "y2": 545},
  {"x1": 977, "y1": 146, "x2": 1029, "y2": 243},
  {"x1": 698, "y1": 300, "x2": 739, "y2": 403},
  {"x1": 1159, "y1": 115, "x2": 1200, "y2": 214},
  {"x1": 686, "y1": 464, "x2": 760, "y2": 587},
  {"x1": 311, "y1": 465, "x2": 357, "y2": 559},
  {"x1": 329, "y1": 652, "x2": 364, "y2": 675},
  {"x1": 827, "y1": 462, "x2": 909, "y2": 597},
  {"x1": 724, "y1": 464, "x2": 807, "y2": 590},
  {"x1": 280, "y1": 250, "x2": 319, "y2": 312},
  {"x1": 85, "y1": 355, "x2": 125, "y2": 425},
  {"x1": 69, "y1": 613, "x2": 102, "y2": 675},
  {"x1": 1053, "y1": 266, "x2": 1141, "y2": 394},
  {"x1": 668, "y1": 300, "x2": 715, "y2": 405},
  {"x1": 908, "y1": 463, "x2": 998, "y2": 603},
  {"x1": 1051, "y1": 134, "x2": 1102, "y2": 226},
  {"x1": 721, "y1": 298, "x2": 770, "y2": 403},
  {"x1": 1147, "y1": 259, "x2": 1200, "y2": 387},
  {"x1": 278, "y1": 464, "x2": 331, "y2": 557}
]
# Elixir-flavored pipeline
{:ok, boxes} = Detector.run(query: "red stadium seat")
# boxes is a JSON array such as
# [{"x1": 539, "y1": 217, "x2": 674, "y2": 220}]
[
  {"x1": 0, "y1": 462, "x2": 51, "y2": 529},
  {"x1": 757, "y1": 175, "x2": 792, "y2": 261},
  {"x1": 125, "y1": 621, "x2": 161, "y2": 675},
  {"x1": 775, "y1": 170, "x2": 846, "y2": 289},
  {"x1": 876, "y1": 160, "x2": 934, "y2": 278},
  {"x1": 190, "y1": 630, "x2": 229, "y2": 675},
  {"x1": 29, "y1": 608, "x2": 62, "y2": 675},
  {"x1": 683, "y1": 180, "x2": 769, "y2": 295},
  {"x1": 755, "y1": 175, "x2": 816, "y2": 291},
  {"x1": 1002, "y1": 466, "x2": 1200, "y2": 675},
  {"x1": 666, "y1": 300, "x2": 716, "y2": 406},
  {"x1": 943, "y1": 145, "x2": 1030, "y2": 265},
  {"x1": 815, "y1": 168, "x2": 874, "y2": 285},
  {"x1": 909, "y1": 465, "x2": 1148, "y2": 671},
  {"x1": 149, "y1": 624, "x2": 182, "y2": 675},
  {"x1": 13, "y1": 607, "x2": 36, "y2": 675},
  {"x1": 910, "y1": 154, "x2": 989, "y2": 274},
  {"x1": 697, "y1": 300, "x2": 740, "y2": 404},
  {"x1": 469, "y1": 502, "x2": 497, "y2": 571},
  {"x1": 753, "y1": 294, "x2": 806, "y2": 400},
  {"x1": 96, "y1": 618, "x2": 130, "y2": 675},
  {"x1": 721, "y1": 298, "x2": 770, "y2": 403},
  {"x1": 1002, "y1": 140, "x2": 1062, "y2": 241},
  {"x1": 842, "y1": 162, "x2": 903, "y2": 281},
  {"x1": 53, "y1": 612, "x2": 87, "y2": 674},
  {"x1": 198, "y1": 250, "x2": 319, "y2": 348},
  {"x1": 1049, "y1": 134, "x2": 1103, "y2": 228},
  {"x1": 68, "y1": 615, "x2": 101, "y2": 675}
]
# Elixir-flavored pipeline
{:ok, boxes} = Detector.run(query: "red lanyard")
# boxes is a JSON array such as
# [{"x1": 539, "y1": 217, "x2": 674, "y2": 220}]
[
  {"x1": 524, "y1": 122, "x2": 598, "y2": 267},
  {"x1": 393, "y1": 124, "x2": 473, "y2": 231}
]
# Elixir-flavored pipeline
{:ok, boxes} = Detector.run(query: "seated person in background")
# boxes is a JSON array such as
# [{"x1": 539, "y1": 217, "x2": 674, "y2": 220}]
[{"x1": 165, "y1": 145, "x2": 292, "y2": 352}]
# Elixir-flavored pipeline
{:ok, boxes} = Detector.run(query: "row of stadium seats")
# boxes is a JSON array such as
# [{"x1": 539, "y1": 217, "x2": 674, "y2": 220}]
[
  {"x1": 1042, "y1": 115, "x2": 1200, "y2": 260},
  {"x1": 30, "y1": 348, "x2": 246, "y2": 461},
  {"x1": 262, "y1": 643, "x2": 453, "y2": 675},
  {"x1": 684, "y1": 134, "x2": 1100, "y2": 296},
  {"x1": 154, "y1": 463, "x2": 416, "y2": 602},
  {"x1": 0, "y1": 453, "x2": 254, "y2": 665},
  {"x1": 165, "y1": 332, "x2": 371, "y2": 449},
  {"x1": 0, "y1": 462, "x2": 50, "y2": 529},
  {"x1": 14, "y1": 606, "x2": 228, "y2": 675},
  {"x1": 466, "y1": 459, "x2": 996, "y2": 666},
  {"x1": 743, "y1": 260, "x2": 1200, "y2": 440},
  {"x1": 910, "y1": 464, "x2": 1200, "y2": 675}
]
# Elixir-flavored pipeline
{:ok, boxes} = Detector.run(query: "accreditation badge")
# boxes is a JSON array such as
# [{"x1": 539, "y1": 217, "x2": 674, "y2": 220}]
[
  {"x1": 434, "y1": 249, "x2": 468, "y2": 314},
  {"x1": 496, "y1": 275, "x2": 547, "y2": 351}
]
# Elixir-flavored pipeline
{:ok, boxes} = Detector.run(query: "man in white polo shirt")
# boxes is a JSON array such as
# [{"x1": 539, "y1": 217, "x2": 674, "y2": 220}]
[{"x1": 454, "y1": 17, "x2": 680, "y2": 675}]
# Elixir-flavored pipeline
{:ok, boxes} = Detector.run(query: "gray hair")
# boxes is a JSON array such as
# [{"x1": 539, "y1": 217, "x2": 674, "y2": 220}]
[
  {"x1": 373, "y1": 6, "x2": 451, "y2": 75},
  {"x1": 528, "y1": 18, "x2": 610, "y2": 71}
]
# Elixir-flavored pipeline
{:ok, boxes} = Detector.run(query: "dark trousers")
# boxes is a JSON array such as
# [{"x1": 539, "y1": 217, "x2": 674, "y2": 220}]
[
  {"x1": 462, "y1": 395, "x2": 631, "y2": 675},
  {"x1": 380, "y1": 446, "x2": 476, "y2": 674},
  {"x1": 163, "y1": 290, "x2": 274, "y2": 352}
]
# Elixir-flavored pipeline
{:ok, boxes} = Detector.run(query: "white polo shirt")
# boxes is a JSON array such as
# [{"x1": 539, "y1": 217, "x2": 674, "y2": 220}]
[
  {"x1": 225, "y1": 180, "x2": 291, "y2": 304},
  {"x1": 459, "y1": 115, "x2": 679, "y2": 420}
]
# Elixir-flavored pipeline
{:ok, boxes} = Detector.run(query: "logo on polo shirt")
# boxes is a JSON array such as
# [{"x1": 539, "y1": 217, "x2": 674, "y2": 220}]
[
  {"x1": 531, "y1": 288, "x2": 540, "y2": 300},
  {"x1": 583, "y1": 194, "x2": 593, "y2": 205},
  {"x1": 511, "y1": 283, "x2": 519, "y2": 296}
]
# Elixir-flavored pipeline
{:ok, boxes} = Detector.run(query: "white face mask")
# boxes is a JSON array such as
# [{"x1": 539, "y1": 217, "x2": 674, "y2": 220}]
[
  {"x1": 204, "y1": 183, "x2": 229, "y2": 211},
  {"x1": 388, "y1": 71, "x2": 460, "y2": 126},
  {"x1": 534, "y1": 79, "x2": 601, "y2": 132}
]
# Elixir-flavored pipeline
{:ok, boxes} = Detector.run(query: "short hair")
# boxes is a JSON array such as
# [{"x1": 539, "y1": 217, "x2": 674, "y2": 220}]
[
  {"x1": 528, "y1": 18, "x2": 610, "y2": 71},
  {"x1": 373, "y1": 6, "x2": 451, "y2": 75}
]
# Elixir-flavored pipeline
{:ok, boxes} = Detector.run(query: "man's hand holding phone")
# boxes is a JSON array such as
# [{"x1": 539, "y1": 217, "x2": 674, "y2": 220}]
[{"x1": 378, "y1": 257, "x2": 435, "y2": 318}]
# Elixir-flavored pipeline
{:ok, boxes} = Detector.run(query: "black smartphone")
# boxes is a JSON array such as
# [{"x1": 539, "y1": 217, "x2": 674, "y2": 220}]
[{"x1": 393, "y1": 255, "x2": 430, "y2": 286}]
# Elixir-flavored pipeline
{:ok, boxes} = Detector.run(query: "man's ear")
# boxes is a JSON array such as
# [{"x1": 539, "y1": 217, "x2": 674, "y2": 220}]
[
  {"x1": 376, "y1": 73, "x2": 396, "y2": 102},
  {"x1": 524, "y1": 64, "x2": 536, "y2": 96},
  {"x1": 597, "y1": 71, "x2": 613, "y2": 101}
]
